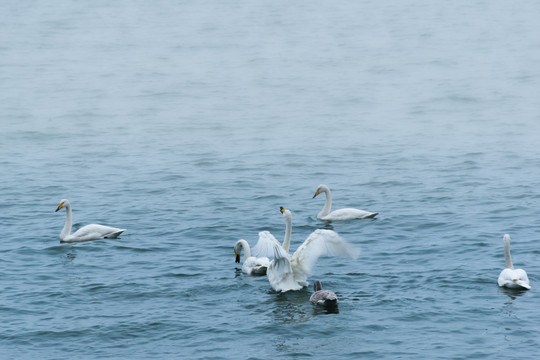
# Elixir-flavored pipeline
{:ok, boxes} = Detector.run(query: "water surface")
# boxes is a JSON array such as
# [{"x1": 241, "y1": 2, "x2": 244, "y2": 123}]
[{"x1": 1, "y1": 1, "x2": 539, "y2": 359}]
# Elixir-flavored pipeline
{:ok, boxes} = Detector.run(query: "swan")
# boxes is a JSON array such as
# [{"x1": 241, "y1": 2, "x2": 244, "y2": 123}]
[
  {"x1": 55, "y1": 199, "x2": 125, "y2": 242},
  {"x1": 234, "y1": 239, "x2": 271, "y2": 276},
  {"x1": 498, "y1": 234, "x2": 530, "y2": 290},
  {"x1": 310, "y1": 280, "x2": 339, "y2": 306},
  {"x1": 312, "y1": 184, "x2": 378, "y2": 221},
  {"x1": 267, "y1": 207, "x2": 358, "y2": 292}
]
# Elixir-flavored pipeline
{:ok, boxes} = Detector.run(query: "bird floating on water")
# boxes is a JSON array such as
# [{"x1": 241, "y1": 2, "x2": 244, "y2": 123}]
[
  {"x1": 312, "y1": 184, "x2": 378, "y2": 221},
  {"x1": 55, "y1": 199, "x2": 125, "y2": 242},
  {"x1": 310, "y1": 280, "x2": 339, "y2": 307},
  {"x1": 266, "y1": 207, "x2": 358, "y2": 292},
  {"x1": 234, "y1": 239, "x2": 271, "y2": 276},
  {"x1": 497, "y1": 234, "x2": 530, "y2": 290}
]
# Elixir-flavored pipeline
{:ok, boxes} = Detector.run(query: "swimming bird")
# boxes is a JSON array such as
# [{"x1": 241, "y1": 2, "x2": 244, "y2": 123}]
[
  {"x1": 498, "y1": 234, "x2": 530, "y2": 290},
  {"x1": 234, "y1": 239, "x2": 271, "y2": 276},
  {"x1": 310, "y1": 280, "x2": 339, "y2": 306},
  {"x1": 55, "y1": 199, "x2": 125, "y2": 242},
  {"x1": 266, "y1": 207, "x2": 358, "y2": 292},
  {"x1": 312, "y1": 184, "x2": 378, "y2": 221}
]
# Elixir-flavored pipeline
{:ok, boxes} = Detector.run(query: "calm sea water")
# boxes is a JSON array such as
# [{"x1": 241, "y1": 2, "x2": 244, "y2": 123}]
[{"x1": 1, "y1": 1, "x2": 539, "y2": 359}]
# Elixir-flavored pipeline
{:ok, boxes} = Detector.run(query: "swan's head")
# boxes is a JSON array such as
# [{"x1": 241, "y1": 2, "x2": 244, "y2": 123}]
[
  {"x1": 314, "y1": 280, "x2": 322, "y2": 292},
  {"x1": 312, "y1": 184, "x2": 328, "y2": 198},
  {"x1": 280, "y1": 206, "x2": 292, "y2": 219},
  {"x1": 55, "y1": 199, "x2": 70, "y2": 212},
  {"x1": 503, "y1": 234, "x2": 511, "y2": 244},
  {"x1": 234, "y1": 240, "x2": 242, "y2": 263}
]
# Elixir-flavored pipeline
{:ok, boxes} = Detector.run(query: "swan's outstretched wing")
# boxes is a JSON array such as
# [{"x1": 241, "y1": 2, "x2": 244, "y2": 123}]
[
  {"x1": 290, "y1": 229, "x2": 358, "y2": 283},
  {"x1": 251, "y1": 231, "x2": 282, "y2": 258},
  {"x1": 267, "y1": 244, "x2": 302, "y2": 292}
]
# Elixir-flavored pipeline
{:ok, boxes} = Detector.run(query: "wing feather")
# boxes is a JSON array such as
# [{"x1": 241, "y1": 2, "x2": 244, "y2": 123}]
[
  {"x1": 251, "y1": 231, "x2": 282, "y2": 258},
  {"x1": 290, "y1": 229, "x2": 358, "y2": 284},
  {"x1": 267, "y1": 244, "x2": 302, "y2": 292}
]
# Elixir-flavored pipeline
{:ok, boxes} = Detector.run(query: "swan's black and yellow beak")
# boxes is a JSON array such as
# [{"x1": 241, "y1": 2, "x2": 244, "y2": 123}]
[
  {"x1": 55, "y1": 202, "x2": 64, "y2": 212},
  {"x1": 235, "y1": 251, "x2": 240, "y2": 263},
  {"x1": 312, "y1": 189, "x2": 320, "y2": 198},
  {"x1": 280, "y1": 206, "x2": 286, "y2": 214}
]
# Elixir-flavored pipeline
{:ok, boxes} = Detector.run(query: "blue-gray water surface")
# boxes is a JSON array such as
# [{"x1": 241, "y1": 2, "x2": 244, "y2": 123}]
[{"x1": 1, "y1": 1, "x2": 540, "y2": 359}]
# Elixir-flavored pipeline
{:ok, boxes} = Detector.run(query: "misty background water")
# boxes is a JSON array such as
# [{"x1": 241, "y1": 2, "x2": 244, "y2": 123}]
[{"x1": 1, "y1": 1, "x2": 539, "y2": 359}]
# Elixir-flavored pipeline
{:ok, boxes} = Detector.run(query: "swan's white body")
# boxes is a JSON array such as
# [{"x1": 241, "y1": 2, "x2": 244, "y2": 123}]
[
  {"x1": 310, "y1": 280, "x2": 338, "y2": 306},
  {"x1": 234, "y1": 239, "x2": 271, "y2": 276},
  {"x1": 312, "y1": 184, "x2": 378, "y2": 221},
  {"x1": 498, "y1": 234, "x2": 530, "y2": 290},
  {"x1": 55, "y1": 199, "x2": 125, "y2": 243},
  {"x1": 266, "y1": 208, "x2": 358, "y2": 292}
]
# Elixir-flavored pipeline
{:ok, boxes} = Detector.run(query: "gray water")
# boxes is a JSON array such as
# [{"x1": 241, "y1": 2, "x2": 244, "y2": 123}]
[{"x1": 1, "y1": 1, "x2": 540, "y2": 359}]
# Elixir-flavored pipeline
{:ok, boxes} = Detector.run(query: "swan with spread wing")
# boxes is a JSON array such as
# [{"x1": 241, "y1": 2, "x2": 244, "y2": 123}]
[
  {"x1": 266, "y1": 207, "x2": 358, "y2": 292},
  {"x1": 233, "y1": 212, "x2": 293, "y2": 275}
]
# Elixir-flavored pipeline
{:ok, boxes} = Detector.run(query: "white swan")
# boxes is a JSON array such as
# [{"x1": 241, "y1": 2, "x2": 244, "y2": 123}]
[
  {"x1": 234, "y1": 239, "x2": 271, "y2": 276},
  {"x1": 310, "y1": 280, "x2": 339, "y2": 306},
  {"x1": 55, "y1": 199, "x2": 125, "y2": 242},
  {"x1": 498, "y1": 234, "x2": 530, "y2": 290},
  {"x1": 312, "y1": 184, "x2": 378, "y2": 221},
  {"x1": 267, "y1": 207, "x2": 358, "y2": 292}
]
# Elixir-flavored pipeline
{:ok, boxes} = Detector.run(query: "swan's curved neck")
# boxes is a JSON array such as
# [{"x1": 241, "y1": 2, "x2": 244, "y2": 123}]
[
  {"x1": 283, "y1": 214, "x2": 292, "y2": 253},
  {"x1": 238, "y1": 239, "x2": 251, "y2": 259},
  {"x1": 319, "y1": 189, "x2": 332, "y2": 217},
  {"x1": 61, "y1": 205, "x2": 73, "y2": 240},
  {"x1": 504, "y1": 237, "x2": 514, "y2": 269}
]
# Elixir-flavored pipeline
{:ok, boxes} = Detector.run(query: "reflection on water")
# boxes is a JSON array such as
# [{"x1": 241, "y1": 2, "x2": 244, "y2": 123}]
[
  {"x1": 500, "y1": 286, "x2": 530, "y2": 327},
  {"x1": 312, "y1": 304, "x2": 339, "y2": 315},
  {"x1": 62, "y1": 246, "x2": 77, "y2": 266},
  {"x1": 268, "y1": 288, "x2": 341, "y2": 324},
  {"x1": 500, "y1": 286, "x2": 530, "y2": 300},
  {"x1": 319, "y1": 222, "x2": 335, "y2": 231},
  {"x1": 270, "y1": 289, "x2": 313, "y2": 324}
]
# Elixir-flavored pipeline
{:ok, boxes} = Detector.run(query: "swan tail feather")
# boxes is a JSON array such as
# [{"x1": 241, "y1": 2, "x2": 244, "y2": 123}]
[
  {"x1": 105, "y1": 229, "x2": 126, "y2": 239},
  {"x1": 267, "y1": 244, "x2": 300, "y2": 292},
  {"x1": 515, "y1": 280, "x2": 531, "y2": 290}
]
